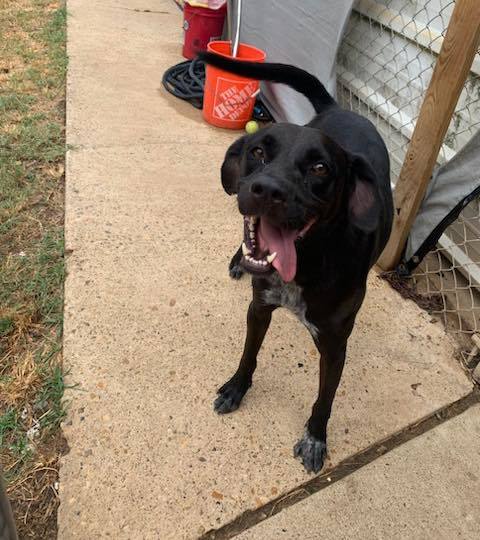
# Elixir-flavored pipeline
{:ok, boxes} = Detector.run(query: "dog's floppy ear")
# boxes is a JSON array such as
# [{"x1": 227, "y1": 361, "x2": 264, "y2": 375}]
[
  {"x1": 221, "y1": 135, "x2": 248, "y2": 195},
  {"x1": 348, "y1": 155, "x2": 380, "y2": 233}
]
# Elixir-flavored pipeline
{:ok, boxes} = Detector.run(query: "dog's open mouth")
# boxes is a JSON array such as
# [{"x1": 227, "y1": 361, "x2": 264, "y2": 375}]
[{"x1": 241, "y1": 216, "x2": 317, "y2": 282}]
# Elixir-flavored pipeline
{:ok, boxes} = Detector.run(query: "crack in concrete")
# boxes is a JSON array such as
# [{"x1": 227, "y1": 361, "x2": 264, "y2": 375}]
[
  {"x1": 201, "y1": 389, "x2": 480, "y2": 540},
  {"x1": 66, "y1": 139, "x2": 231, "y2": 151},
  {"x1": 110, "y1": 6, "x2": 171, "y2": 15}
]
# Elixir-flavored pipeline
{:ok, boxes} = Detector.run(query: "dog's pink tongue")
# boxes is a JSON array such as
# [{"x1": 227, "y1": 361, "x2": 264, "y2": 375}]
[{"x1": 258, "y1": 219, "x2": 298, "y2": 282}]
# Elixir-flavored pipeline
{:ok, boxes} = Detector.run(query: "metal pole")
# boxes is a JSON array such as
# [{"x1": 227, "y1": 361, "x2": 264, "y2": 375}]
[{"x1": 227, "y1": 0, "x2": 241, "y2": 57}]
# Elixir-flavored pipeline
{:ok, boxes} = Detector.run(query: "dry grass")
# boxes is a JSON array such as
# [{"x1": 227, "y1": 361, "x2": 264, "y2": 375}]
[{"x1": 0, "y1": 0, "x2": 67, "y2": 537}]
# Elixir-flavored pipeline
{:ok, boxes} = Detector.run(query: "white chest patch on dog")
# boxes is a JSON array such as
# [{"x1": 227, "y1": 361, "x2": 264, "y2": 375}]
[{"x1": 263, "y1": 275, "x2": 318, "y2": 338}]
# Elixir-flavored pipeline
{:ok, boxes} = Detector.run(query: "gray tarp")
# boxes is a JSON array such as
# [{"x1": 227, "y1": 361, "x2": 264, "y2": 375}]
[
  {"x1": 405, "y1": 131, "x2": 480, "y2": 264},
  {"x1": 239, "y1": 0, "x2": 355, "y2": 124}
]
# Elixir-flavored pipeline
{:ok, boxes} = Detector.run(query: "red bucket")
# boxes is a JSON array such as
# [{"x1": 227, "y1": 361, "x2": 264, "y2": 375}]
[
  {"x1": 182, "y1": 3, "x2": 227, "y2": 60},
  {"x1": 203, "y1": 41, "x2": 266, "y2": 129}
]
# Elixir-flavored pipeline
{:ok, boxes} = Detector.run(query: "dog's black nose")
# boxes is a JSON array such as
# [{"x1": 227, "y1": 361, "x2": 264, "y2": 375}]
[{"x1": 250, "y1": 178, "x2": 287, "y2": 204}]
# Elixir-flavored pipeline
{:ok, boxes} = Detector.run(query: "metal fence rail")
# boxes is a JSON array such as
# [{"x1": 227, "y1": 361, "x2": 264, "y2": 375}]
[{"x1": 336, "y1": 0, "x2": 480, "y2": 336}]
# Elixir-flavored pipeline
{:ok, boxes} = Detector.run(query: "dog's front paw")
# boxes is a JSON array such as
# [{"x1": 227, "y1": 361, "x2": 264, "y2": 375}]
[
  {"x1": 229, "y1": 248, "x2": 245, "y2": 280},
  {"x1": 229, "y1": 262, "x2": 244, "y2": 280},
  {"x1": 294, "y1": 430, "x2": 327, "y2": 473},
  {"x1": 214, "y1": 377, "x2": 250, "y2": 414}
]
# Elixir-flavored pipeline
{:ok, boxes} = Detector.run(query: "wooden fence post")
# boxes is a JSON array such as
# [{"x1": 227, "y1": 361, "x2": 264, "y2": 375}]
[{"x1": 378, "y1": 0, "x2": 480, "y2": 270}]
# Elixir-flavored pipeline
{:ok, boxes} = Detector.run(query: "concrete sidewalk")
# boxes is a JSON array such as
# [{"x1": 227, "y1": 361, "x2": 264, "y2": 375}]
[{"x1": 59, "y1": 1, "x2": 475, "y2": 538}]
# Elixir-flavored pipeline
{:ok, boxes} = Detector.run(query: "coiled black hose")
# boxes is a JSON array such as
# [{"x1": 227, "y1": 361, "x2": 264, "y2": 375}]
[
  {"x1": 162, "y1": 59, "x2": 273, "y2": 121},
  {"x1": 162, "y1": 58, "x2": 205, "y2": 109}
]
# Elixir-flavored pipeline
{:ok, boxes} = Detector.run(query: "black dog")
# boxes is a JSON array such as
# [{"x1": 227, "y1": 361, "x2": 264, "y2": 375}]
[{"x1": 200, "y1": 52, "x2": 393, "y2": 473}]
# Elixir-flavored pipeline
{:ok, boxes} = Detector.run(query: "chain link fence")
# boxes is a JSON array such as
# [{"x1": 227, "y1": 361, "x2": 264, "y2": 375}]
[
  {"x1": 336, "y1": 0, "x2": 480, "y2": 338},
  {"x1": 412, "y1": 200, "x2": 480, "y2": 335}
]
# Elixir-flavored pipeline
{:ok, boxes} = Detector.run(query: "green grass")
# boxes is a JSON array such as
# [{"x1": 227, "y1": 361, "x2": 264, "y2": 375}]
[
  {"x1": 0, "y1": 0, "x2": 67, "y2": 536},
  {"x1": 0, "y1": 409, "x2": 32, "y2": 484},
  {"x1": 0, "y1": 409, "x2": 22, "y2": 447},
  {"x1": 37, "y1": 363, "x2": 67, "y2": 431},
  {"x1": 0, "y1": 318, "x2": 14, "y2": 338},
  {"x1": 44, "y1": 5, "x2": 67, "y2": 75},
  {"x1": 26, "y1": 233, "x2": 65, "y2": 326},
  {"x1": 0, "y1": 93, "x2": 36, "y2": 113}
]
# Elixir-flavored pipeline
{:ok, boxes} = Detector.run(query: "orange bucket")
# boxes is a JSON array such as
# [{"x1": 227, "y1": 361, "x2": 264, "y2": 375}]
[{"x1": 203, "y1": 41, "x2": 266, "y2": 129}]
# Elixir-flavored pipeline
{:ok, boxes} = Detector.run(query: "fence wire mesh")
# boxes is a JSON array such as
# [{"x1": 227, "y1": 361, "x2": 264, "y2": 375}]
[
  {"x1": 411, "y1": 199, "x2": 480, "y2": 335},
  {"x1": 336, "y1": 0, "x2": 480, "y2": 337}
]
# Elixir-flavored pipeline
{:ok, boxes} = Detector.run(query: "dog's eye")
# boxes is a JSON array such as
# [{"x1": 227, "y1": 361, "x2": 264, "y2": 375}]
[
  {"x1": 310, "y1": 162, "x2": 329, "y2": 176},
  {"x1": 251, "y1": 147, "x2": 265, "y2": 161}
]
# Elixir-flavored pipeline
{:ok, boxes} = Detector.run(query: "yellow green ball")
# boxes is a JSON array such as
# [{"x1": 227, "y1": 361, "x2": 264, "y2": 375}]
[{"x1": 245, "y1": 120, "x2": 259, "y2": 134}]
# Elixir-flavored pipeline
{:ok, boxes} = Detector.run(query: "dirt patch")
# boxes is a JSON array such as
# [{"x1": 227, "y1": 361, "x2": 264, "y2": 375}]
[
  {"x1": 378, "y1": 271, "x2": 443, "y2": 313},
  {"x1": 8, "y1": 433, "x2": 69, "y2": 540}
]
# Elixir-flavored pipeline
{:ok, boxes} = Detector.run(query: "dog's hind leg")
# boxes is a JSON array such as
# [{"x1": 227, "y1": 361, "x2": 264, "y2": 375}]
[
  {"x1": 294, "y1": 335, "x2": 348, "y2": 474},
  {"x1": 214, "y1": 292, "x2": 275, "y2": 414},
  {"x1": 229, "y1": 245, "x2": 244, "y2": 280}
]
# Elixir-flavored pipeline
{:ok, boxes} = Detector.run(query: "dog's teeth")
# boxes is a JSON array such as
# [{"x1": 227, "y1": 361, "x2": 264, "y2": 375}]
[
  {"x1": 242, "y1": 242, "x2": 251, "y2": 256},
  {"x1": 261, "y1": 260, "x2": 267, "y2": 266},
  {"x1": 266, "y1": 252, "x2": 277, "y2": 263},
  {"x1": 249, "y1": 232, "x2": 255, "y2": 239}
]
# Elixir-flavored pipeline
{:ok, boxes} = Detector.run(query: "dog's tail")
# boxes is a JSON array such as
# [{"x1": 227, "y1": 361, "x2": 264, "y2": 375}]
[{"x1": 198, "y1": 52, "x2": 335, "y2": 114}]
